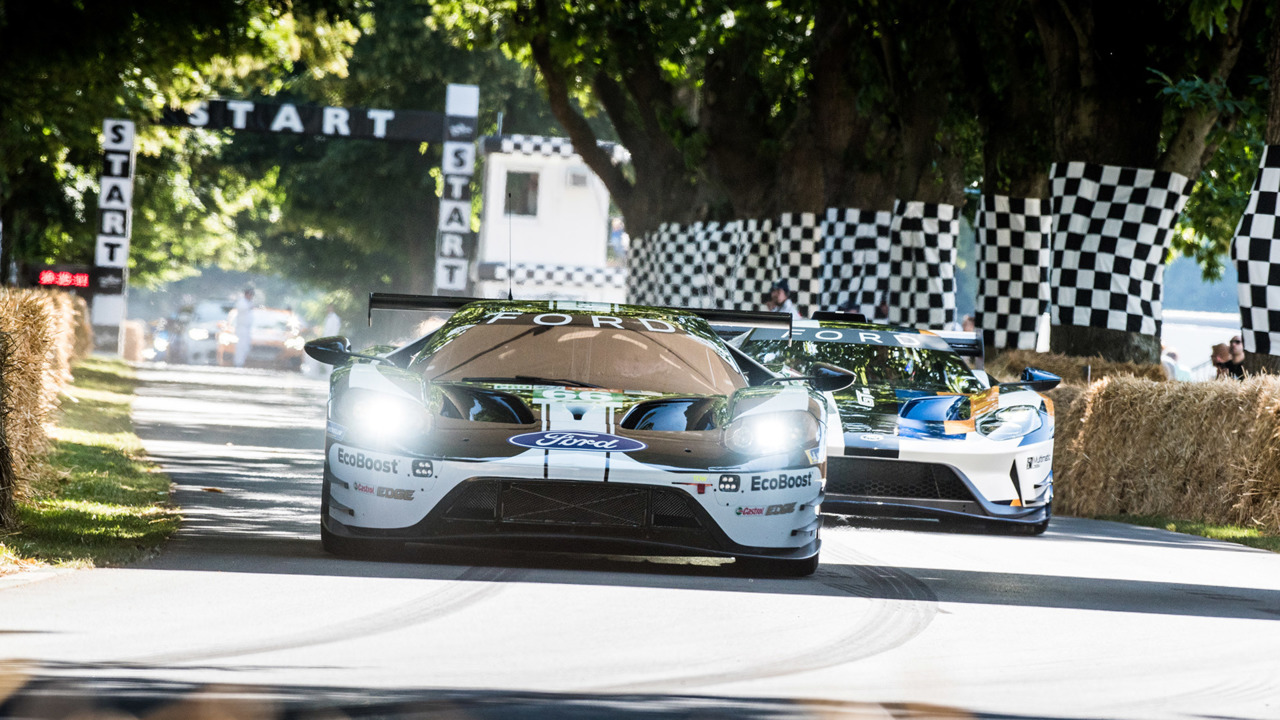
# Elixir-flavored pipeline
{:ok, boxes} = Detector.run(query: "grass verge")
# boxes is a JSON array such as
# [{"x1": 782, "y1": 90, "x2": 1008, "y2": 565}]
[
  {"x1": 0, "y1": 356, "x2": 178, "y2": 571},
  {"x1": 1100, "y1": 514, "x2": 1280, "y2": 552}
]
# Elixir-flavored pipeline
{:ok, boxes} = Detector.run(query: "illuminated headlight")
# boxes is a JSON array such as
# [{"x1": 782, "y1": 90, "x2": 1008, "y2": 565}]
[
  {"x1": 154, "y1": 338, "x2": 169, "y2": 352},
  {"x1": 337, "y1": 390, "x2": 430, "y2": 441},
  {"x1": 724, "y1": 411, "x2": 817, "y2": 456},
  {"x1": 284, "y1": 336, "x2": 305, "y2": 350},
  {"x1": 187, "y1": 327, "x2": 210, "y2": 341},
  {"x1": 976, "y1": 405, "x2": 1042, "y2": 441},
  {"x1": 718, "y1": 474, "x2": 740, "y2": 491}
]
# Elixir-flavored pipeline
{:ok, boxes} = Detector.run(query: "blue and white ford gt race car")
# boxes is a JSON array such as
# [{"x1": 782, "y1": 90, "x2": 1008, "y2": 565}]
[
  {"x1": 733, "y1": 314, "x2": 1059, "y2": 534},
  {"x1": 304, "y1": 295, "x2": 852, "y2": 576}
]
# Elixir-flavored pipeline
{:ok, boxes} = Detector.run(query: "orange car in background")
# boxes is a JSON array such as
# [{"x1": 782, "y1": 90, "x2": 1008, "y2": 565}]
[{"x1": 217, "y1": 307, "x2": 306, "y2": 370}]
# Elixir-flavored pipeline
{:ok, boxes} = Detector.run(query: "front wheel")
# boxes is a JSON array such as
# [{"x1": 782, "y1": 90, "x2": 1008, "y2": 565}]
[{"x1": 734, "y1": 553, "x2": 820, "y2": 578}]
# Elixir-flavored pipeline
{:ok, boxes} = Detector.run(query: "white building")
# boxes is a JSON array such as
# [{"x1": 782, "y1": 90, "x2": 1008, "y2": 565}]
[{"x1": 475, "y1": 134, "x2": 629, "y2": 302}]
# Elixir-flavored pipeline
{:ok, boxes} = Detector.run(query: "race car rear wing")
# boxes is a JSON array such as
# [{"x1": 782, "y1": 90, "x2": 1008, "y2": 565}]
[
  {"x1": 934, "y1": 330, "x2": 984, "y2": 359},
  {"x1": 367, "y1": 293, "x2": 474, "y2": 325},
  {"x1": 368, "y1": 292, "x2": 792, "y2": 332}
]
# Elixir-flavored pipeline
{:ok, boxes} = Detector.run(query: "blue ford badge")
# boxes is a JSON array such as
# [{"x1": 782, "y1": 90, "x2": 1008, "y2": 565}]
[{"x1": 509, "y1": 431, "x2": 647, "y2": 453}]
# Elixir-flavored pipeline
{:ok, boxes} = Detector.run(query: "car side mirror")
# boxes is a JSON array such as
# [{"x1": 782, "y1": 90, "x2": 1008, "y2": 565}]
[
  {"x1": 1001, "y1": 366, "x2": 1061, "y2": 392},
  {"x1": 305, "y1": 336, "x2": 354, "y2": 366},
  {"x1": 763, "y1": 362, "x2": 855, "y2": 393}
]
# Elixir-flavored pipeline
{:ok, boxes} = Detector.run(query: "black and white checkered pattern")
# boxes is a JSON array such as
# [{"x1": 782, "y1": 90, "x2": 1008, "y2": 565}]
[
  {"x1": 1049, "y1": 162, "x2": 1190, "y2": 335},
  {"x1": 729, "y1": 218, "x2": 778, "y2": 308},
  {"x1": 975, "y1": 194, "x2": 1051, "y2": 350},
  {"x1": 626, "y1": 223, "x2": 710, "y2": 307},
  {"x1": 484, "y1": 134, "x2": 631, "y2": 164},
  {"x1": 776, "y1": 213, "x2": 823, "y2": 313},
  {"x1": 822, "y1": 208, "x2": 893, "y2": 316},
  {"x1": 1233, "y1": 145, "x2": 1280, "y2": 356},
  {"x1": 482, "y1": 262, "x2": 627, "y2": 288},
  {"x1": 887, "y1": 201, "x2": 958, "y2": 328}
]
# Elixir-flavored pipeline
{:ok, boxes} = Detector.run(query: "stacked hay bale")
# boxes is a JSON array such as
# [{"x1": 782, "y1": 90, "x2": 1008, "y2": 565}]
[
  {"x1": 0, "y1": 289, "x2": 93, "y2": 530},
  {"x1": 1059, "y1": 376, "x2": 1280, "y2": 533}
]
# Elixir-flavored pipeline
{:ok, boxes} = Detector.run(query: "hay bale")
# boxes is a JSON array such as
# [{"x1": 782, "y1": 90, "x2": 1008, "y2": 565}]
[
  {"x1": 122, "y1": 320, "x2": 146, "y2": 362},
  {"x1": 0, "y1": 289, "x2": 60, "y2": 527},
  {"x1": 1055, "y1": 375, "x2": 1280, "y2": 533},
  {"x1": 989, "y1": 349, "x2": 1166, "y2": 386}
]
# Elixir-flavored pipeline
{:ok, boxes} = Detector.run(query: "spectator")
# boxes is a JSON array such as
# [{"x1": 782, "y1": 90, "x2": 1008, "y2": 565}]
[
  {"x1": 1225, "y1": 336, "x2": 1246, "y2": 379},
  {"x1": 962, "y1": 315, "x2": 975, "y2": 332},
  {"x1": 1161, "y1": 345, "x2": 1179, "y2": 380},
  {"x1": 1212, "y1": 343, "x2": 1244, "y2": 380},
  {"x1": 322, "y1": 303, "x2": 341, "y2": 337},
  {"x1": 233, "y1": 288, "x2": 255, "y2": 368},
  {"x1": 768, "y1": 279, "x2": 801, "y2": 319}
]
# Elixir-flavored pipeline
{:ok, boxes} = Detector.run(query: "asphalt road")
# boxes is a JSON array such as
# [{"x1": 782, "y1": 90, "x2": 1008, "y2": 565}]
[{"x1": 2, "y1": 364, "x2": 1279, "y2": 719}]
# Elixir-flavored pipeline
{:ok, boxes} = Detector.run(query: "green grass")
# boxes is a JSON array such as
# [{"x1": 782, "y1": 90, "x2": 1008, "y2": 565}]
[
  {"x1": 1, "y1": 356, "x2": 178, "y2": 569},
  {"x1": 1100, "y1": 514, "x2": 1280, "y2": 552}
]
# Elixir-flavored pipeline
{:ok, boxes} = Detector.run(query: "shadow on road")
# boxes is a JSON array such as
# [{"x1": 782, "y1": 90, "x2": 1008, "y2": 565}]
[{"x1": 0, "y1": 663, "x2": 1086, "y2": 720}]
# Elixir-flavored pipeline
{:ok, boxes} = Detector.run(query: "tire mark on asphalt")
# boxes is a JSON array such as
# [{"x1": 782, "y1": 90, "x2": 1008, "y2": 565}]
[
  {"x1": 595, "y1": 538, "x2": 938, "y2": 692},
  {"x1": 127, "y1": 564, "x2": 519, "y2": 664}
]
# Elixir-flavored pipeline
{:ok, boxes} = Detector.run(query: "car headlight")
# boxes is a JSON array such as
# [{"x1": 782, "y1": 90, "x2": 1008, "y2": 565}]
[
  {"x1": 187, "y1": 327, "x2": 210, "y2": 341},
  {"x1": 976, "y1": 405, "x2": 1042, "y2": 441},
  {"x1": 336, "y1": 390, "x2": 431, "y2": 441},
  {"x1": 285, "y1": 336, "x2": 305, "y2": 350},
  {"x1": 724, "y1": 411, "x2": 817, "y2": 456}
]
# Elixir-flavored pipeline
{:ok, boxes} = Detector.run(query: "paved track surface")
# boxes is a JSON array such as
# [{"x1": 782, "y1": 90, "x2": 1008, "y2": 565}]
[{"x1": 2, "y1": 364, "x2": 1279, "y2": 719}]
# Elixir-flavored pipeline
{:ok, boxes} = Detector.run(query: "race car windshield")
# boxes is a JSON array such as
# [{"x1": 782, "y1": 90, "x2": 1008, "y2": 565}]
[
  {"x1": 421, "y1": 320, "x2": 747, "y2": 395},
  {"x1": 745, "y1": 339, "x2": 983, "y2": 395}
]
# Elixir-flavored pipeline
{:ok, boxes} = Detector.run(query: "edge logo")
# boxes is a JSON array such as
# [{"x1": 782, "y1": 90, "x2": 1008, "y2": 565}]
[
  {"x1": 766, "y1": 502, "x2": 795, "y2": 516},
  {"x1": 509, "y1": 431, "x2": 646, "y2": 453}
]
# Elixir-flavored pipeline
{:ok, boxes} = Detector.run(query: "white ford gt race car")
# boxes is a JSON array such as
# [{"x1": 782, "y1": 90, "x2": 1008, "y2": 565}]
[
  {"x1": 733, "y1": 314, "x2": 1059, "y2": 534},
  {"x1": 304, "y1": 295, "x2": 853, "y2": 576}
]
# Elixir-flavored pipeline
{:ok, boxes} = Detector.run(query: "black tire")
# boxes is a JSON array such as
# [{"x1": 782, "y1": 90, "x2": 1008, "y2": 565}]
[{"x1": 735, "y1": 553, "x2": 820, "y2": 578}]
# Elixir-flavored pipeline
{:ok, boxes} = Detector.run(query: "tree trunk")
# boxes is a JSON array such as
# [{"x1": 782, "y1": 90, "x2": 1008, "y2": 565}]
[
  {"x1": 1050, "y1": 324, "x2": 1161, "y2": 365},
  {"x1": 1242, "y1": 353, "x2": 1280, "y2": 376}
]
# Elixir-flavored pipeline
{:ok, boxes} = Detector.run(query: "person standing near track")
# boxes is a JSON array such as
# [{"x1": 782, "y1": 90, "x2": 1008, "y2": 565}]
[{"x1": 233, "y1": 288, "x2": 256, "y2": 368}]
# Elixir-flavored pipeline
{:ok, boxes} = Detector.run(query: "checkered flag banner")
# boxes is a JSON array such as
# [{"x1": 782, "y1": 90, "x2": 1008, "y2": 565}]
[
  {"x1": 483, "y1": 134, "x2": 631, "y2": 165},
  {"x1": 1232, "y1": 145, "x2": 1280, "y2": 356},
  {"x1": 975, "y1": 195, "x2": 1051, "y2": 350},
  {"x1": 627, "y1": 223, "x2": 713, "y2": 308},
  {"x1": 887, "y1": 201, "x2": 958, "y2": 328},
  {"x1": 776, "y1": 213, "x2": 823, "y2": 313},
  {"x1": 482, "y1": 263, "x2": 627, "y2": 289},
  {"x1": 822, "y1": 208, "x2": 893, "y2": 317},
  {"x1": 627, "y1": 219, "x2": 778, "y2": 311},
  {"x1": 1049, "y1": 162, "x2": 1190, "y2": 335}
]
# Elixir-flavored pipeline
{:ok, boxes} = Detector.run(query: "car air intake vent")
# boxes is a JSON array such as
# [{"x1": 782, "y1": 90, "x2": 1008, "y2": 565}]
[
  {"x1": 619, "y1": 398, "x2": 716, "y2": 431},
  {"x1": 828, "y1": 457, "x2": 974, "y2": 501},
  {"x1": 438, "y1": 385, "x2": 535, "y2": 424}
]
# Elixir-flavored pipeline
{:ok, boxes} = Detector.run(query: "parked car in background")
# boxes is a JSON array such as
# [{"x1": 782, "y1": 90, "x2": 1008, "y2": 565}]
[{"x1": 218, "y1": 307, "x2": 306, "y2": 370}]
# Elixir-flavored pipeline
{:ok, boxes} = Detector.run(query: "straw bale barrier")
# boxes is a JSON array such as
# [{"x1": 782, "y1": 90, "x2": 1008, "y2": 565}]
[
  {"x1": 0, "y1": 288, "x2": 92, "y2": 530},
  {"x1": 122, "y1": 320, "x2": 146, "y2": 362},
  {"x1": 1052, "y1": 376, "x2": 1280, "y2": 533}
]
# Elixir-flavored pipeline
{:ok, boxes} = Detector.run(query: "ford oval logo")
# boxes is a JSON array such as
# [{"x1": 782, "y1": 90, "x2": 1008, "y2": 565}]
[{"x1": 509, "y1": 431, "x2": 647, "y2": 453}]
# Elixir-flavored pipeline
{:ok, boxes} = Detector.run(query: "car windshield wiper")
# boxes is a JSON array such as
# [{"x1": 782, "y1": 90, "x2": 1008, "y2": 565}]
[{"x1": 460, "y1": 375, "x2": 604, "y2": 389}]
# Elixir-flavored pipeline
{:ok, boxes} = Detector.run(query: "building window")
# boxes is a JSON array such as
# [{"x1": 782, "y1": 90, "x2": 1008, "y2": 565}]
[{"x1": 504, "y1": 171, "x2": 539, "y2": 217}]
